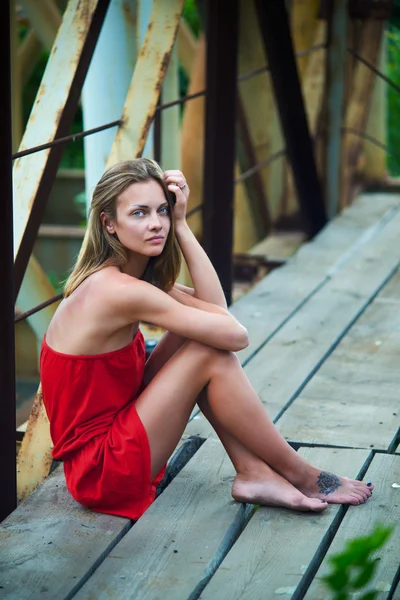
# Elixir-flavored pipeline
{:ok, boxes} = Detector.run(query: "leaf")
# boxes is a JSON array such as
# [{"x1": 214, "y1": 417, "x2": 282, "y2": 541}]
[
  {"x1": 323, "y1": 569, "x2": 349, "y2": 592},
  {"x1": 359, "y1": 591, "x2": 377, "y2": 600},
  {"x1": 343, "y1": 538, "x2": 373, "y2": 566},
  {"x1": 351, "y1": 560, "x2": 378, "y2": 589},
  {"x1": 323, "y1": 525, "x2": 394, "y2": 597},
  {"x1": 368, "y1": 525, "x2": 393, "y2": 551}
]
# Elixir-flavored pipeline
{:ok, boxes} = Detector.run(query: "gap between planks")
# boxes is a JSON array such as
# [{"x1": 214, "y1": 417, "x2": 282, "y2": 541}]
[
  {"x1": 304, "y1": 453, "x2": 400, "y2": 600},
  {"x1": 188, "y1": 213, "x2": 400, "y2": 450},
  {"x1": 188, "y1": 196, "x2": 400, "y2": 430},
  {"x1": 73, "y1": 448, "x2": 372, "y2": 600},
  {"x1": 0, "y1": 437, "x2": 205, "y2": 600}
]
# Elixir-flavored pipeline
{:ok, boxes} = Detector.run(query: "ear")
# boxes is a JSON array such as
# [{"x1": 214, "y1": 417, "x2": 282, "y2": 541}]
[{"x1": 100, "y1": 212, "x2": 116, "y2": 234}]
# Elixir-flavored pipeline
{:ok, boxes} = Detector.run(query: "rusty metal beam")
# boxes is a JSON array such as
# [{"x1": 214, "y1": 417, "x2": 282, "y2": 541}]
[
  {"x1": 326, "y1": 0, "x2": 346, "y2": 218},
  {"x1": 0, "y1": 0, "x2": 17, "y2": 521},
  {"x1": 255, "y1": 0, "x2": 327, "y2": 237},
  {"x1": 17, "y1": 0, "x2": 185, "y2": 501},
  {"x1": 202, "y1": 0, "x2": 239, "y2": 305},
  {"x1": 13, "y1": 0, "x2": 111, "y2": 298},
  {"x1": 17, "y1": 256, "x2": 60, "y2": 339},
  {"x1": 19, "y1": 0, "x2": 62, "y2": 53},
  {"x1": 18, "y1": 0, "x2": 64, "y2": 86},
  {"x1": 107, "y1": 0, "x2": 185, "y2": 165},
  {"x1": 17, "y1": 387, "x2": 53, "y2": 503}
]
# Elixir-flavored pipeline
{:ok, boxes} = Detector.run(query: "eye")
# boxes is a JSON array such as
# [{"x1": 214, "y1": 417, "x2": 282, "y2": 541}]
[
  {"x1": 159, "y1": 206, "x2": 169, "y2": 215},
  {"x1": 132, "y1": 210, "x2": 144, "y2": 217}
]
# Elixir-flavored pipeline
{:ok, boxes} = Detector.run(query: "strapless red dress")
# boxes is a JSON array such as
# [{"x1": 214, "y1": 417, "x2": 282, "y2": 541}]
[{"x1": 40, "y1": 330, "x2": 166, "y2": 520}]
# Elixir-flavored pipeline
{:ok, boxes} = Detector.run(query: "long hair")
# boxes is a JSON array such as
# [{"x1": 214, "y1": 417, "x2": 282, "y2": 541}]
[{"x1": 63, "y1": 158, "x2": 181, "y2": 297}]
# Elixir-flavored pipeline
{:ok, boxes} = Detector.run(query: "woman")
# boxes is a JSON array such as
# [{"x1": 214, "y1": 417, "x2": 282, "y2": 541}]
[{"x1": 40, "y1": 158, "x2": 373, "y2": 520}]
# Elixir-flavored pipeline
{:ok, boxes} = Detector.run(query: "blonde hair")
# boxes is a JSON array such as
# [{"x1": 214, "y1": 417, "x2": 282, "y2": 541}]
[{"x1": 64, "y1": 158, "x2": 181, "y2": 297}]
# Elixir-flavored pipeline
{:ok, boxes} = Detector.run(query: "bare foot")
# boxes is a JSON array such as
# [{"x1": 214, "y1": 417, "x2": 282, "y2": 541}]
[
  {"x1": 232, "y1": 466, "x2": 328, "y2": 513},
  {"x1": 296, "y1": 468, "x2": 374, "y2": 506}
]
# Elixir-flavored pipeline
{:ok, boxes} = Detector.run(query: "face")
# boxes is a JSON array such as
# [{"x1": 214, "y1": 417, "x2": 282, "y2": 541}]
[{"x1": 104, "y1": 179, "x2": 171, "y2": 258}]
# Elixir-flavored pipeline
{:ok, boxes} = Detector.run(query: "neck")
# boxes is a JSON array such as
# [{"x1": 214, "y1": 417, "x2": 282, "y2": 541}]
[{"x1": 120, "y1": 251, "x2": 150, "y2": 279}]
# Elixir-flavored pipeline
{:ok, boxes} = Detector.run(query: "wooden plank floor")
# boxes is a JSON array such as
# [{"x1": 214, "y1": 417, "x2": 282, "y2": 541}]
[{"x1": 1, "y1": 194, "x2": 400, "y2": 600}]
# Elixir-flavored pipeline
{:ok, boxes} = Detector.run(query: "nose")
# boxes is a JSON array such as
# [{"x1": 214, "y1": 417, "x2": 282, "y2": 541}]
[{"x1": 149, "y1": 212, "x2": 162, "y2": 230}]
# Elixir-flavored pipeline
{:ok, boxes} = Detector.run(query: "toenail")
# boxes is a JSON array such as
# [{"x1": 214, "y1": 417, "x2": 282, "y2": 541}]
[{"x1": 367, "y1": 482, "x2": 372, "y2": 487}]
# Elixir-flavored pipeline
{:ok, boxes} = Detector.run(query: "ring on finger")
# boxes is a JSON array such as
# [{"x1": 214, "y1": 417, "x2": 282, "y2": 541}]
[{"x1": 179, "y1": 183, "x2": 187, "y2": 190}]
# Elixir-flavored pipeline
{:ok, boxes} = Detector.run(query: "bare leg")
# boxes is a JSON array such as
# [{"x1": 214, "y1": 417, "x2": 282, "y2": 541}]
[
  {"x1": 197, "y1": 391, "x2": 327, "y2": 511},
  {"x1": 135, "y1": 341, "x2": 372, "y2": 507},
  {"x1": 147, "y1": 341, "x2": 326, "y2": 511}
]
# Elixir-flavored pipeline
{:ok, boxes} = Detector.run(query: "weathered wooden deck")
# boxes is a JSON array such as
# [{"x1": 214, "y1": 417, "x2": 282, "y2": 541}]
[{"x1": 1, "y1": 193, "x2": 399, "y2": 599}]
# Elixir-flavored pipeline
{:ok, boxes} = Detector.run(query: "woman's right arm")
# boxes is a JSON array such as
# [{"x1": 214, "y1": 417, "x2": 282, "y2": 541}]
[{"x1": 113, "y1": 276, "x2": 249, "y2": 352}]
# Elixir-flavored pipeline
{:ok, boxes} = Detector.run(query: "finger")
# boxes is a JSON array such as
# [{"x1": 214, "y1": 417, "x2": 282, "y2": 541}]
[
  {"x1": 165, "y1": 175, "x2": 186, "y2": 187},
  {"x1": 164, "y1": 170, "x2": 184, "y2": 179},
  {"x1": 167, "y1": 183, "x2": 187, "y2": 195},
  {"x1": 167, "y1": 180, "x2": 189, "y2": 194}
]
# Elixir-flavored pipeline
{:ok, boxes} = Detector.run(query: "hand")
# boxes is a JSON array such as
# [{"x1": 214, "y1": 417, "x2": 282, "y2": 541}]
[{"x1": 163, "y1": 170, "x2": 190, "y2": 226}]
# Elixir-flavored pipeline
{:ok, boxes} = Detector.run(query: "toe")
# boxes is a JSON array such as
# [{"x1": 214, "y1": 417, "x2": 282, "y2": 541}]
[
  {"x1": 349, "y1": 495, "x2": 362, "y2": 505},
  {"x1": 304, "y1": 498, "x2": 328, "y2": 513}
]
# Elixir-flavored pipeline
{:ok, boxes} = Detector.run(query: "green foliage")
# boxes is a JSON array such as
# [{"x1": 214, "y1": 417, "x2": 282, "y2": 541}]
[
  {"x1": 386, "y1": 23, "x2": 400, "y2": 175},
  {"x1": 323, "y1": 524, "x2": 393, "y2": 600},
  {"x1": 47, "y1": 270, "x2": 69, "y2": 294},
  {"x1": 183, "y1": 0, "x2": 202, "y2": 37}
]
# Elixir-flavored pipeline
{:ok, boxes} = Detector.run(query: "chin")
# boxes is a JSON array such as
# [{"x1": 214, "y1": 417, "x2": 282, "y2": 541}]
[{"x1": 145, "y1": 246, "x2": 165, "y2": 257}]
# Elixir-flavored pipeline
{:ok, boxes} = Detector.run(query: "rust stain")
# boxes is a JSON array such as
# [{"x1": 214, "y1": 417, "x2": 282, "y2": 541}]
[
  {"x1": 54, "y1": 107, "x2": 63, "y2": 126},
  {"x1": 139, "y1": 113, "x2": 154, "y2": 148},
  {"x1": 17, "y1": 387, "x2": 53, "y2": 501},
  {"x1": 70, "y1": 0, "x2": 97, "y2": 45},
  {"x1": 73, "y1": 0, "x2": 92, "y2": 26},
  {"x1": 35, "y1": 83, "x2": 47, "y2": 107},
  {"x1": 161, "y1": 49, "x2": 172, "y2": 72}
]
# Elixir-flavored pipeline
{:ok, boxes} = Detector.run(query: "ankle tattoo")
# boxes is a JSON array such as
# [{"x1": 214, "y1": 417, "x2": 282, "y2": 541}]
[{"x1": 316, "y1": 471, "x2": 341, "y2": 495}]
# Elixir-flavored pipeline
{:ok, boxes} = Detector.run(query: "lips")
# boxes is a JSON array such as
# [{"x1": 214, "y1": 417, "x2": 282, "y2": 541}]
[{"x1": 147, "y1": 236, "x2": 164, "y2": 242}]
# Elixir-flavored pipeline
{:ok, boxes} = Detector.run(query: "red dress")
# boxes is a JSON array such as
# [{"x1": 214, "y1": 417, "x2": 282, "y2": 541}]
[{"x1": 40, "y1": 330, "x2": 166, "y2": 520}]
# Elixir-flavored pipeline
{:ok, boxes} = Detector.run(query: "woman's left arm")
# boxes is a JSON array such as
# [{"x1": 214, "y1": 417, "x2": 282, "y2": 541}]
[{"x1": 164, "y1": 170, "x2": 227, "y2": 309}]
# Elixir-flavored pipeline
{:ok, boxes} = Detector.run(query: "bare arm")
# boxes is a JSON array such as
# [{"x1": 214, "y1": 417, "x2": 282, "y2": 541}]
[
  {"x1": 164, "y1": 171, "x2": 227, "y2": 309},
  {"x1": 115, "y1": 277, "x2": 248, "y2": 352},
  {"x1": 168, "y1": 285, "x2": 228, "y2": 315}
]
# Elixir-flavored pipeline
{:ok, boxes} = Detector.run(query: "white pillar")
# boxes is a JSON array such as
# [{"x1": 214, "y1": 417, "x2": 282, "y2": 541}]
[
  {"x1": 161, "y1": 43, "x2": 181, "y2": 170},
  {"x1": 82, "y1": 0, "x2": 137, "y2": 210},
  {"x1": 138, "y1": 0, "x2": 155, "y2": 160}
]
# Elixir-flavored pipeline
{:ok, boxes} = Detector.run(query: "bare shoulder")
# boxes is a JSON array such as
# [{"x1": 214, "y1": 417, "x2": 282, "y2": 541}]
[
  {"x1": 89, "y1": 267, "x2": 169, "y2": 321},
  {"x1": 84, "y1": 267, "x2": 141, "y2": 302},
  {"x1": 91, "y1": 267, "x2": 158, "y2": 302}
]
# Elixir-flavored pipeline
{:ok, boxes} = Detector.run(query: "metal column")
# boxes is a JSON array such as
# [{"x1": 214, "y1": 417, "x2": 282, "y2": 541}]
[
  {"x1": 202, "y1": 0, "x2": 239, "y2": 305},
  {"x1": 255, "y1": 0, "x2": 327, "y2": 237},
  {"x1": 0, "y1": 0, "x2": 17, "y2": 521},
  {"x1": 326, "y1": 0, "x2": 347, "y2": 219}
]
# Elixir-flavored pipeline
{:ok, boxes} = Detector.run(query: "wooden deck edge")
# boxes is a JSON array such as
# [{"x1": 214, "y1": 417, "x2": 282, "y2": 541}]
[
  {"x1": 0, "y1": 436, "x2": 205, "y2": 600},
  {"x1": 388, "y1": 563, "x2": 400, "y2": 600},
  {"x1": 179, "y1": 448, "x2": 374, "y2": 600},
  {"x1": 231, "y1": 196, "x2": 400, "y2": 366},
  {"x1": 273, "y1": 262, "x2": 400, "y2": 425},
  {"x1": 157, "y1": 435, "x2": 206, "y2": 497},
  {"x1": 63, "y1": 519, "x2": 133, "y2": 600},
  {"x1": 187, "y1": 503, "x2": 256, "y2": 600},
  {"x1": 305, "y1": 454, "x2": 400, "y2": 599},
  {"x1": 64, "y1": 437, "x2": 206, "y2": 600},
  {"x1": 388, "y1": 428, "x2": 400, "y2": 455}
]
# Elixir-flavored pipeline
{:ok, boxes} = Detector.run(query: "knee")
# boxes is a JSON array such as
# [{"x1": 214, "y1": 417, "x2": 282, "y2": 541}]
[{"x1": 185, "y1": 340, "x2": 238, "y2": 370}]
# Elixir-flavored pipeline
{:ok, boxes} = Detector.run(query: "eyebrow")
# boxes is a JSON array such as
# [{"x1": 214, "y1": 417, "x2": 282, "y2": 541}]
[{"x1": 129, "y1": 202, "x2": 168, "y2": 209}]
